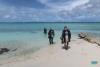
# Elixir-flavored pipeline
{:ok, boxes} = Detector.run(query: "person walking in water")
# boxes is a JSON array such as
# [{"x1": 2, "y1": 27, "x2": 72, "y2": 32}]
[
  {"x1": 44, "y1": 28, "x2": 47, "y2": 34},
  {"x1": 48, "y1": 28, "x2": 55, "y2": 44},
  {"x1": 61, "y1": 26, "x2": 71, "y2": 49}
]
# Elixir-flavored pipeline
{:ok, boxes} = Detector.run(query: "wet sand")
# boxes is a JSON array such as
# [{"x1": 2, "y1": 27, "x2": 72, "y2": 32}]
[{"x1": 0, "y1": 37, "x2": 100, "y2": 67}]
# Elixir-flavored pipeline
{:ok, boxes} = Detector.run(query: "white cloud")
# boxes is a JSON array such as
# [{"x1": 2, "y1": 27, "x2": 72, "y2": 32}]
[
  {"x1": 0, "y1": 0, "x2": 100, "y2": 22},
  {"x1": 39, "y1": 0, "x2": 90, "y2": 11},
  {"x1": 3, "y1": 15, "x2": 11, "y2": 18}
]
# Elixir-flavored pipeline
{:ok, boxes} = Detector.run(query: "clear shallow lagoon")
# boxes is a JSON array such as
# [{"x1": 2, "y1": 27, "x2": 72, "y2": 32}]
[{"x1": 0, "y1": 22, "x2": 100, "y2": 60}]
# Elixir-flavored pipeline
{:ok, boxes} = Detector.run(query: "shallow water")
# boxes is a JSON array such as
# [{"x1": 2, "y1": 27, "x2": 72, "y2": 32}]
[{"x1": 0, "y1": 22, "x2": 100, "y2": 60}]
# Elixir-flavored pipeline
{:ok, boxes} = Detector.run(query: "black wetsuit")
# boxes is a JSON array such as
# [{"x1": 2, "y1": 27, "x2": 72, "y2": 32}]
[
  {"x1": 44, "y1": 28, "x2": 47, "y2": 34},
  {"x1": 67, "y1": 29, "x2": 71, "y2": 42},
  {"x1": 48, "y1": 29, "x2": 55, "y2": 44},
  {"x1": 62, "y1": 29, "x2": 71, "y2": 43}
]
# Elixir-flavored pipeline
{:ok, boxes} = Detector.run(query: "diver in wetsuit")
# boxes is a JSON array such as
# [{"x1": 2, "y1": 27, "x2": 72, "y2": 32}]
[
  {"x1": 48, "y1": 29, "x2": 55, "y2": 44},
  {"x1": 61, "y1": 26, "x2": 71, "y2": 49},
  {"x1": 44, "y1": 28, "x2": 47, "y2": 34}
]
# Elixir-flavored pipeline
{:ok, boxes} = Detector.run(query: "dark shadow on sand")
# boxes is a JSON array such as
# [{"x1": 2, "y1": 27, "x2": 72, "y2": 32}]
[{"x1": 62, "y1": 46, "x2": 70, "y2": 50}]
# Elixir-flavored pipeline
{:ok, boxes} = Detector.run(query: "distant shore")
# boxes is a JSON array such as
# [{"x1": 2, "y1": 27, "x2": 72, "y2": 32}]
[{"x1": 0, "y1": 22, "x2": 100, "y2": 23}]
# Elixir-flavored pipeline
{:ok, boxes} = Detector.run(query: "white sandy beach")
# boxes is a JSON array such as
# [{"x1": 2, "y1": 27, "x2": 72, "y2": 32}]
[{"x1": 0, "y1": 37, "x2": 100, "y2": 67}]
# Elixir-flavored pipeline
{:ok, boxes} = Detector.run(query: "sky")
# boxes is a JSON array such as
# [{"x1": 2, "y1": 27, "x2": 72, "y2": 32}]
[{"x1": 0, "y1": 0, "x2": 100, "y2": 22}]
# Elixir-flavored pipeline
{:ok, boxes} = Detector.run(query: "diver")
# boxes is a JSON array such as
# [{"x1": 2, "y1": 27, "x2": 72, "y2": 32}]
[
  {"x1": 61, "y1": 26, "x2": 71, "y2": 49},
  {"x1": 44, "y1": 28, "x2": 47, "y2": 34},
  {"x1": 48, "y1": 28, "x2": 55, "y2": 44}
]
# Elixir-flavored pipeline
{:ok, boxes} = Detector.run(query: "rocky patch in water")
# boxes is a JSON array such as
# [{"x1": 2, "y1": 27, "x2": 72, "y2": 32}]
[
  {"x1": 0, "y1": 48, "x2": 10, "y2": 55},
  {"x1": 78, "y1": 32, "x2": 100, "y2": 46}
]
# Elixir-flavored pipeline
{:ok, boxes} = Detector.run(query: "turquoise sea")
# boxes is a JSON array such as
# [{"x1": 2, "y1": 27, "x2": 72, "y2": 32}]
[{"x1": 0, "y1": 22, "x2": 100, "y2": 60}]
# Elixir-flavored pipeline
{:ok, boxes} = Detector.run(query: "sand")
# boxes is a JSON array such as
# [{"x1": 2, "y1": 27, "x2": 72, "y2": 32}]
[{"x1": 0, "y1": 38, "x2": 100, "y2": 67}]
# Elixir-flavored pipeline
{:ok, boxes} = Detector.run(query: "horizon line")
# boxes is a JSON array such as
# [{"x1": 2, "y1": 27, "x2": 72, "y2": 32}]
[{"x1": 0, "y1": 21, "x2": 100, "y2": 23}]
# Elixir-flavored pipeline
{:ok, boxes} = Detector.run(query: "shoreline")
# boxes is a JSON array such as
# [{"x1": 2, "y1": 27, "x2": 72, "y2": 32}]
[{"x1": 0, "y1": 34, "x2": 100, "y2": 67}]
